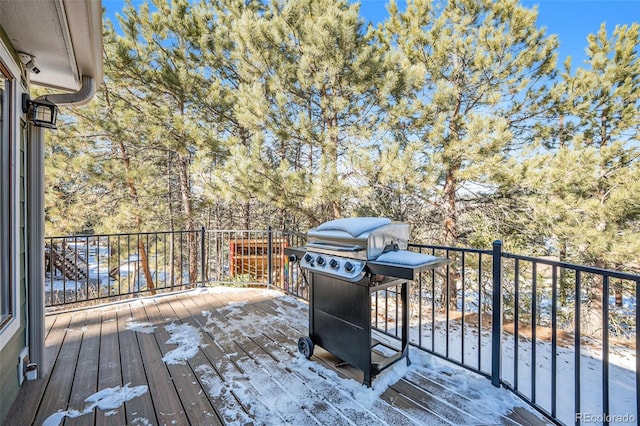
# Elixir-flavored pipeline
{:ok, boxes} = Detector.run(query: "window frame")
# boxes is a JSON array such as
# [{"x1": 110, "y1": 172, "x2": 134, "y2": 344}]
[
  {"x1": 0, "y1": 61, "x2": 13, "y2": 329},
  {"x1": 0, "y1": 45, "x2": 24, "y2": 351}
]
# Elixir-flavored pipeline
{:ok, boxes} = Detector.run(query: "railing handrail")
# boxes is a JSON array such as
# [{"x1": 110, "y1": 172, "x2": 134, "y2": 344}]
[
  {"x1": 46, "y1": 229, "x2": 202, "y2": 240},
  {"x1": 503, "y1": 251, "x2": 640, "y2": 281},
  {"x1": 46, "y1": 229, "x2": 306, "y2": 240},
  {"x1": 45, "y1": 231, "x2": 639, "y2": 278},
  {"x1": 409, "y1": 242, "x2": 492, "y2": 255},
  {"x1": 410, "y1": 242, "x2": 640, "y2": 281}
]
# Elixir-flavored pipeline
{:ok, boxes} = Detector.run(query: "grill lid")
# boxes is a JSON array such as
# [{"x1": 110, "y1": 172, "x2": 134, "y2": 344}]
[
  {"x1": 286, "y1": 217, "x2": 450, "y2": 282},
  {"x1": 307, "y1": 217, "x2": 408, "y2": 261},
  {"x1": 316, "y1": 217, "x2": 392, "y2": 237}
]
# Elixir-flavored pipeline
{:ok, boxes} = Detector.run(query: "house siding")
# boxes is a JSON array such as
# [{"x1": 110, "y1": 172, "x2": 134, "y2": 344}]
[{"x1": 0, "y1": 323, "x2": 24, "y2": 422}]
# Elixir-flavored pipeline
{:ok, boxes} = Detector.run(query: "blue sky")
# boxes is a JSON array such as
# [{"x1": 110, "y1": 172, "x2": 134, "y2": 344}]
[
  {"x1": 103, "y1": 0, "x2": 639, "y2": 66},
  {"x1": 354, "y1": 0, "x2": 639, "y2": 66}
]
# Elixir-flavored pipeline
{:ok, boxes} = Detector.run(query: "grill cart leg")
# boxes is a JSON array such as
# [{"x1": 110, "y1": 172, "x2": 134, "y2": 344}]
[
  {"x1": 364, "y1": 368, "x2": 372, "y2": 387},
  {"x1": 402, "y1": 280, "x2": 411, "y2": 367}
]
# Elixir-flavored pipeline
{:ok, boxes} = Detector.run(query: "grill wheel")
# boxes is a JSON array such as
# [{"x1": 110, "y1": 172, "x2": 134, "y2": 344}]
[{"x1": 297, "y1": 336, "x2": 314, "y2": 359}]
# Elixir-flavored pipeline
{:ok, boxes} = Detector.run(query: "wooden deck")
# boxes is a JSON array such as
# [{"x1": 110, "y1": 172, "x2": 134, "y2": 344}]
[{"x1": 7, "y1": 287, "x2": 550, "y2": 426}]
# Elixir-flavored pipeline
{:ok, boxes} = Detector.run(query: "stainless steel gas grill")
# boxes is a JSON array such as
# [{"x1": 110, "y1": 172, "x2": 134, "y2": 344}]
[{"x1": 286, "y1": 217, "x2": 449, "y2": 386}]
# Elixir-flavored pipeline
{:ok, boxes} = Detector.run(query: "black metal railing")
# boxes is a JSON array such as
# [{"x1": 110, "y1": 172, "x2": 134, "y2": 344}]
[
  {"x1": 497, "y1": 249, "x2": 639, "y2": 426},
  {"x1": 385, "y1": 241, "x2": 639, "y2": 426},
  {"x1": 43, "y1": 230, "x2": 638, "y2": 426},
  {"x1": 44, "y1": 228, "x2": 306, "y2": 308},
  {"x1": 45, "y1": 230, "x2": 204, "y2": 307}
]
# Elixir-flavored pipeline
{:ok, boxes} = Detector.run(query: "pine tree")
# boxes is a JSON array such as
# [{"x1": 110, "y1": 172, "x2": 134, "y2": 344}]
[
  {"x1": 511, "y1": 23, "x2": 639, "y2": 337},
  {"x1": 381, "y1": 0, "x2": 558, "y2": 244},
  {"x1": 524, "y1": 23, "x2": 639, "y2": 266},
  {"x1": 379, "y1": 0, "x2": 558, "y2": 309},
  {"x1": 524, "y1": 23, "x2": 639, "y2": 271},
  {"x1": 187, "y1": 0, "x2": 274, "y2": 230},
  {"x1": 215, "y1": 0, "x2": 387, "y2": 225},
  {"x1": 108, "y1": 0, "x2": 218, "y2": 282},
  {"x1": 44, "y1": 78, "x2": 172, "y2": 236}
]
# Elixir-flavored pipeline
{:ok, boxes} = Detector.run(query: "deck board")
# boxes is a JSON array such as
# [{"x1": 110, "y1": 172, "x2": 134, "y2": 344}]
[
  {"x1": 191, "y1": 290, "x2": 347, "y2": 424},
  {"x1": 380, "y1": 386, "x2": 450, "y2": 425},
  {"x1": 234, "y1": 329, "x2": 352, "y2": 425},
  {"x1": 403, "y1": 370, "x2": 520, "y2": 425},
  {"x1": 43, "y1": 311, "x2": 74, "y2": 375},
  {"x1": 95, "y1": 307, "x2": 126, "y2": 426},
  {"x1": 8, "y1": 286, "x2": 552, "y2": 426},
  {"x1": 143, "y1": 297, "x2": 205, "y2": 425},
  {"x1": 172, "y1": 296, "x2": 258, "y2": 425},
  {"x1": 115, "y1": 304, "x2": 157, "y2": 425},
  {"x1": 64, "y1": 308, "x2": 101, "y2": 426},
  {"x1": 390, "y1": 378, "x2": 478, "y2": 424},
  {"x1": 151, "y1": 295, "x2": 223, "y2": 425},
  {"x1": 179, "y1": 295, "x2": 276, "y2": 425},
  {"x1": 33, "y1": 310, "x2": 88, "y2": 426},
  {"x1": 132, "y1": 298, "x2": 188, "y2": 426}
]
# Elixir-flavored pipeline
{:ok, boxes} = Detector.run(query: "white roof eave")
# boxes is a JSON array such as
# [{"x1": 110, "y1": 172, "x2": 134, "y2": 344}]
[{"x1": 0, "y1": 0, "x2": 103, "y2": 92}]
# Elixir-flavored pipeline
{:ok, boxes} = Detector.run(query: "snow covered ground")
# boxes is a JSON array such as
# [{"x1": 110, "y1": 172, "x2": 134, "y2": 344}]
[
  {"x1": 411, "y1": 322, "x2": 637, "y2": 425},
  {"x1": 43, "y1": 384, "x2": 149, "y2": 426},
  {"x1": 376, "y1": 298, "x2": 637, "y2": 426},
  {"x1": 45, "y1": 247, "x2": 188, "y2": 305}
]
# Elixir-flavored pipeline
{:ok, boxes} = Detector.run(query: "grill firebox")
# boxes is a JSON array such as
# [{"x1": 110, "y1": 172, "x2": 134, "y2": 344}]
[{"x1": 286, "y1": 217, "x2": 449, "y2": 386}]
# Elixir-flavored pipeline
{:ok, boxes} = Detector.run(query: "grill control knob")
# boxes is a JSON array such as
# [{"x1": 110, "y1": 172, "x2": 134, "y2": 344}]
[
  {"x1": 304, "y1": 253, "x2": 313, "y2": 263},
  {"x1": 344, "y1": 261, "x2": 354, "y2": 272},
  {"x1": 329, "y1": 259, "x2": 339, "y2": 269},
  {"x1": 316, "y1": 256, "x2": 325, "y2": 266}
]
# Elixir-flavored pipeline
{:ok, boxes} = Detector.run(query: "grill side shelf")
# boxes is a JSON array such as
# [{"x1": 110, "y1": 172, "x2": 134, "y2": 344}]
[
  {"x1": 284, "y1": 246, "x2": 307, "y2": 259},
  {"x1": 366, "y1": 257, "x2": 451, "y2": 281}
]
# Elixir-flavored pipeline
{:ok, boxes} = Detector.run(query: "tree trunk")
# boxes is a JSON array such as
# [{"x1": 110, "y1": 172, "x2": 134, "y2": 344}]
[
  {"x1": 614, "y1": 285, "x2": 623, "y2": 307},
  {"x1": 117, "y1": 139, "x2": 156, "y2": 295},
  {"x1": 168, "y1": 151, "x2": 175, "y2": 287},
  {"x1": 320, "y1": 90, "x2": 342, "y2": 221},
  {"x1": 443, "y1": 167, "x2": 458, "y2": 311},
  {"x1": 332, "y1": 200, "x2": 341, "y2": 220},
  {"x1": 441, "y1": 81, "x2": 463, "y2": 312},
  {"x1": 559, "y1": 240, "x2": 569, "y2": 305},
  {"x1": 138, "y1": 237, "x2": 155, "y2": 295},
  {"x1": 177, "y1": 153, "x2": 198, "y2": 284},
  {"x1": 585, "y1": 259, "x2": 607, "y2": 338},
  {"x1": 244, "y1": 200, "x2": 251, "y2": 230}
]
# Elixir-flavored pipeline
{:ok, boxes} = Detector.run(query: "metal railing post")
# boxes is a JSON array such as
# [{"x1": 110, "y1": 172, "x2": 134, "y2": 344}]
[
  {"x1": 200, "y1": 226, "x2": 206, "y2": 287},
  {"x1": 491, "y1": 240, "x2": 503, "y2": 387},
  {"x1": 267, "y1": 226, "x2": 273, "y2": 288}
]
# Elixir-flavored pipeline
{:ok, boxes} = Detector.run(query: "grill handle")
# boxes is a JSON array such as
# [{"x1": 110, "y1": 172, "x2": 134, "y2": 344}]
[
  {"x1": 382, "y1": 243, "x2": 400, "y2": 253},
  {"x1": 307, "y1": 241, "x2": 364, "y2": 252}
]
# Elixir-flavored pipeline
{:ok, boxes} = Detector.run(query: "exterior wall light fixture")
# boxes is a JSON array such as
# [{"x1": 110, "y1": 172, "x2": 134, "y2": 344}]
[{"x1": 22, "y1": 94, "x2": 58, "y2": 129}]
